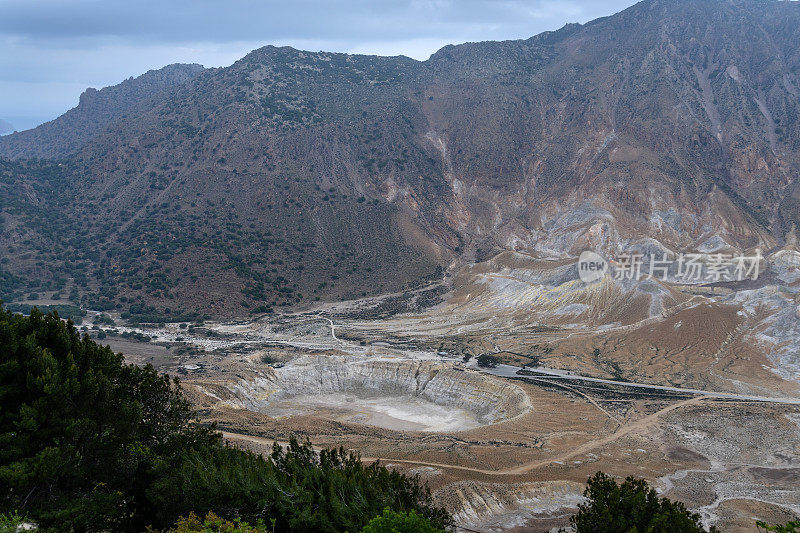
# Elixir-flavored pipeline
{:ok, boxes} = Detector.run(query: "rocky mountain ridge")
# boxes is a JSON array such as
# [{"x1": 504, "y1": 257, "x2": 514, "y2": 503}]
[
  {"x1": 0, "y1": 63, "x2": 205, "y2": 159},
  {"x1": 1, "y1": 0, "x2": 799, "y2": 318}
]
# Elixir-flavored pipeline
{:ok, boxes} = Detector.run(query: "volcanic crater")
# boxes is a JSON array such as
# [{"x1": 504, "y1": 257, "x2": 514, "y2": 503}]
[{"x1": 229, "y1": 356, "x2": 532, "y2": 432}]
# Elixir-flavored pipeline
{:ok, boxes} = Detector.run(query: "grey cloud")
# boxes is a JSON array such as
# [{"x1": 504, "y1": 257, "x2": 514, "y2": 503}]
[{"x1": 1, "y1": 0, "x2": 637, "y2": 43}]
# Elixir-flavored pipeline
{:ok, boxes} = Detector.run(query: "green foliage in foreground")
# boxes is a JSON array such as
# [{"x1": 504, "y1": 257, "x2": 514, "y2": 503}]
[
  {"x1": 360, "y1": 508, "x2": 445, "y2": 533},
  {"x1": 161, "y1": 508, "x2": 445, "y2": 533},
  {"x1": 0, "y1": 304, "x2": 450, "y2": 532},
  {"x1": 0, "y1": 511, "x2": 29, "y2": 533},
  {"x1": 570, "y1": 472, "x2": 716, "y2": 533},
  {"x1": 164, "y1": 512, "x2": 270, "y2": 532},
  {"x1": 757, "y1": 521, "x2": 800, "y2": 532}
]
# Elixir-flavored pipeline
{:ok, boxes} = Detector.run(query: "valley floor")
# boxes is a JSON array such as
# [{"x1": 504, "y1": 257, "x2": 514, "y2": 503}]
[{"x1": 84, "y1": 257, "x2": 800, "y2": 532}]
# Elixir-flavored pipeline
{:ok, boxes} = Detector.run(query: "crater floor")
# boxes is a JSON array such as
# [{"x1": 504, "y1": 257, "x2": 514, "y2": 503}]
[
  {"x1": 264, "y1": 393, "x2": 483, "y2": 432},
  {"x1": 230, "y1": 356, "x2": 532, "y2": 433}
]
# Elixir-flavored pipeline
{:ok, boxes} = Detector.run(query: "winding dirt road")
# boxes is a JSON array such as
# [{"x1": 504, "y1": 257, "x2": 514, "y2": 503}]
[{"x1": 222, "y1": 396, "x2": 707, "y2": 477}]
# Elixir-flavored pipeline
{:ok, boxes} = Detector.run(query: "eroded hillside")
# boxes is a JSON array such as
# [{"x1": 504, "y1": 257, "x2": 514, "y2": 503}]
[{"x1": 1, "y1": 0, "x2": 799, "y2": 320}]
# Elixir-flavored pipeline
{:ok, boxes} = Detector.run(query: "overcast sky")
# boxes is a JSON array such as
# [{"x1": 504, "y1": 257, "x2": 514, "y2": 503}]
[{"x1": 0, "y1": 0, "x2": 639, "y2": 132}]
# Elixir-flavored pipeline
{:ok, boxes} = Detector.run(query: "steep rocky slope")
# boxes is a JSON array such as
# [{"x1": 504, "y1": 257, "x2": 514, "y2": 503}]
[
  {"x1": 1, "y1": 0, "x2": 799, "y2": 318},
  {"x1": 0, "y1": 63, "x2": 205, "y2": 159}
]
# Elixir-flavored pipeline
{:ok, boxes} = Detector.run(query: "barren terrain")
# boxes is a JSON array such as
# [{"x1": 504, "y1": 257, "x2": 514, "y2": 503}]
[{"x1": 86, "y1": 251, "x2": 800, "y2": 532}]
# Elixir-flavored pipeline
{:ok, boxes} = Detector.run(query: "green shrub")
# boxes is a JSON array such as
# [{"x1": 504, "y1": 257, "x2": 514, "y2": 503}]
[
  {"x1": 165, "y1": 511, "x2": 270, "y2": 532},
  {"x1": 569, "y1": 472, "x2": 715, "y2": 533},
  {"x1": 95, "y1": 313, "x2": 116, "y2": 326},
  {"x1": 757, "y1": 521, "x2": 800, "y2": 532},
  {"x1": 0, "y1": 511, "x2": 32, "y2": 533},
  {"x1": 361, "y1": 508, "x2": 445, "y2": 533},
  {"x1": 476, "y1": 354, "x2": 498, "y2": 368}
]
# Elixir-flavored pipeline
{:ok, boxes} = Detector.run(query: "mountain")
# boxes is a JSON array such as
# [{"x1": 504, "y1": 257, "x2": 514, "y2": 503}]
[
  {"x1": 0, "y1": 63, "x2": 205, "y2": 160},
  {"x1": 1, "y1": 0, "x2": 799, "y2": 319}
]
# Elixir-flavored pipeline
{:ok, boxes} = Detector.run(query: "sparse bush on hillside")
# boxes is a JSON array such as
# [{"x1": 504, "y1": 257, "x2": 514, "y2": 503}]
[
  {"x1": 95, "y1": 312, "x2": 115, "y2": 325},
  {"x1": 476, "y1": 354, "x2": 498, "y2": 368}
]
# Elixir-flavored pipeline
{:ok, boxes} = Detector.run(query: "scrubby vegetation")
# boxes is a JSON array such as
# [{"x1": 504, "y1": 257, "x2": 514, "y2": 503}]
[
  {"x1": 163, "y1": 512, "x2": 271, "y2": 532},
  {"x1": 360, "y1": 508, "x2": 445, "y2": 533},
  {"x1": 0, "y1": 304, "x2": 450, "y2": 532},
  {"x1": 0, "y1": 150, "x2": 437, "y2": 321},
  {"x1": 569, "y1": 472, "x2": 716, "y2": 533},
  {"x1": 757, "y1": 521, "x2": 800, "y2": 533},
  {"x1": 476, "y1": 353, "x2": 499, "y2": 368},
  {"x1": 0, "y1": 511, "x2": 29, "y2": 533}
]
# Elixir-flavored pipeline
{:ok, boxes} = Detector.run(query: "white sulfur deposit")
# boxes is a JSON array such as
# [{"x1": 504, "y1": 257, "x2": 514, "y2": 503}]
[{"x1": 228, "y1": 356, "x2": 532, "y2": 432}]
